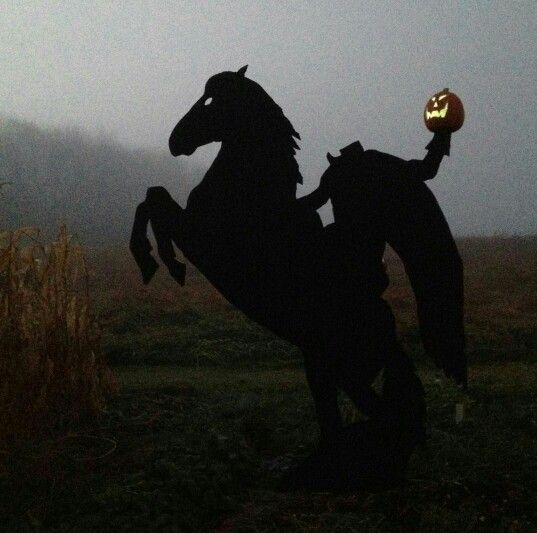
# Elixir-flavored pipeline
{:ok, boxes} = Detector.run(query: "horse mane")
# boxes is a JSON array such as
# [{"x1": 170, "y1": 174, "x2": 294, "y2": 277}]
[
  {"x1": 240, "y1": 77, "x2": 303, "y2": 184},
  {"x1": 208, "y1": 71, "x2": 303, "y2": 185}
]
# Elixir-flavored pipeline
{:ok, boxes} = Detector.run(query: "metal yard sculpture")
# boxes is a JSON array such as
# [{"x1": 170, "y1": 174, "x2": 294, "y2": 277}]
[{"x1": 130, "y1": 67, "x2": 465, "y2": 490}]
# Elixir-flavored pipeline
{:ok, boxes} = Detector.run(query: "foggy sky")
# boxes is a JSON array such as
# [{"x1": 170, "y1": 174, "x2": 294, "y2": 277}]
[{"x1": 1, "y1": 1, "x2": 536, "y2": 235}]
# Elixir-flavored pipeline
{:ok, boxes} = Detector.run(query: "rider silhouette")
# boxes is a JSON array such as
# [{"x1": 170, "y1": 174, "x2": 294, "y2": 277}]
[
  {"x1": 297, "y1": 130, "x2": 465, "y2": 387},
  {"x1": 298, "y1": 131, "x2": 451, "y2": 294}
]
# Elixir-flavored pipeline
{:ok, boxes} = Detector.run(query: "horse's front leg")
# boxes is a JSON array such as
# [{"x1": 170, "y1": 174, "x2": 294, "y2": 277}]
[
  {"x1": 130, "y1": 186, "x2": 186, "y2": 285},
  {"x1": 130, "y1": 200, "x2": 159, "y2": 284},
  {"x1": 145, "y1": 187, "x2": 186, "y2": 285},
  {"x1": 278, "y1": 348, "x2": 342, "y2": 490}
]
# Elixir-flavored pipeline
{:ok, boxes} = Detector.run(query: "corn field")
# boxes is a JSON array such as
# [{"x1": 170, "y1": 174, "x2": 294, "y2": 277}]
[{"x1": 0, "y1": 225, "x2": 116, "y2": 448}]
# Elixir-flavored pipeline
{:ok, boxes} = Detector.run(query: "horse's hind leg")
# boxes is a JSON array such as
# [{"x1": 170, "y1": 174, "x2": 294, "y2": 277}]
[
  {"x1": 333, "y1": 345, "x2": 425, "y2": 490},
  {"x1": 278, "y1": 349, "x2": 343, "y2": 491},
  {"x1": 381, "y1": 345, "x2": 427, "y2": 446},
  {"x1": 336, "y1": 341, "x2": 426, "y2": 446},
  {"x1": 337, "y1": 373, "x2": 384, "y2": 419},
  {"x1": 282, "y1": 345, "x2": 425, "y2": 491},
  {"x1": 303, "y1": 349, "x2": 343, "y2": 447}
]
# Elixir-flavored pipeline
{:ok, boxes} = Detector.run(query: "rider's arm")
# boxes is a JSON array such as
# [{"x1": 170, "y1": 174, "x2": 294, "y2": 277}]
[
  {"x1": 365, "y1": 131, "x2": 451, "y2": 182},
  {"x1": 297, "y1": 172, "x2": 331, "y2": 210},
  {"x1": 411, "y1": 131, "x2": 451, "y2": 181}
]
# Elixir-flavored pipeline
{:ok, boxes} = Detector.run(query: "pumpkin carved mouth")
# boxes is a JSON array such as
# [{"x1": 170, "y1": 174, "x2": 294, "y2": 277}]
[{"x1": 425, "y1": 102, "x2": 449, "y2": 120}]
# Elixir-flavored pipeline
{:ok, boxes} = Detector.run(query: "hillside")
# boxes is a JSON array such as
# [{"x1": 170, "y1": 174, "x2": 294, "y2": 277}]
[
  {"x1": 0, "y1": 117, "x2": 200, "y2": 244},
  {"x1": 81, "y1": 236, "x2": 537, "y2": 366}
]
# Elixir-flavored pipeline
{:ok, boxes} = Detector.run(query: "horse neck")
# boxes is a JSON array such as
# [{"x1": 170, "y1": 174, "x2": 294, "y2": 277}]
[{"x1": 206, "y1": 137, "x2": 298, "y2": 203}]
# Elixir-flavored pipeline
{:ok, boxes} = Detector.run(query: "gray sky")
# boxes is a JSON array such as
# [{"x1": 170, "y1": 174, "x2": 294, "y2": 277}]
[{"x1": 1, "y1": 1, "x2": 536, "y2": 235}]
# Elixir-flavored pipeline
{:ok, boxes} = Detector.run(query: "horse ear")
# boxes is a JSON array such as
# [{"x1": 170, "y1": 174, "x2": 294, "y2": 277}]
[
  {"x1": 327, "y1": 152, "x2": 335, "y2": 164},
  {"x1": 237, "y1": 65, "x2": 248, "y2": 77}
]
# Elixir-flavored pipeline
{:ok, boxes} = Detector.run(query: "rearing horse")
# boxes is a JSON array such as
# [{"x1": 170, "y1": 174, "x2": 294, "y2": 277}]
[{"x1": 130, "y1": 66, "x2": 459, "y2": 488}]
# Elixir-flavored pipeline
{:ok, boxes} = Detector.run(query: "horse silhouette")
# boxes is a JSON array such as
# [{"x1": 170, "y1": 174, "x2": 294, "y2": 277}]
[{"x1": 130, "y1": 66, "x2": 464, "y2": 490}]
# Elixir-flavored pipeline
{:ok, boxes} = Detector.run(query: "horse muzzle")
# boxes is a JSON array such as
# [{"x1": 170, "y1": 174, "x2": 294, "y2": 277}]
[{"x1": 169, "y1": 134, "x2": 197, "y2": 157}]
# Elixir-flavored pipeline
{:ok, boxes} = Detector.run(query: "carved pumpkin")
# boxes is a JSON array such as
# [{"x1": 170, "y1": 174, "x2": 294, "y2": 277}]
[{"x1": 424, "y1": 88, "x2": 464, "y2": 132}]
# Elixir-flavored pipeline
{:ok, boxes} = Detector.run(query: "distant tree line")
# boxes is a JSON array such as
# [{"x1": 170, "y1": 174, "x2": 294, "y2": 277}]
[{"x1": 0, "y1": 117, "x2": 200, "y2": 244}]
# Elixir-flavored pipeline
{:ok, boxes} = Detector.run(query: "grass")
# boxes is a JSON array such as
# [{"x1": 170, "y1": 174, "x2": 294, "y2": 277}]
[
  {"x1": 1, "y1": 363, "x2": 536, "y2": 531},
  {"x1": 1, "y1": 237, "x2": 536, "y2": 531},
  {"x1": 89, "y1": 237, "x2": 537, "y2": 367}
]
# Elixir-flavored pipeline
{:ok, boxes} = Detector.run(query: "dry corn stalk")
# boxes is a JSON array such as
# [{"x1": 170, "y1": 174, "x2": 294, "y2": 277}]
[{"x1": 0, "y1": 225, "x2": 116, "y2": 447}]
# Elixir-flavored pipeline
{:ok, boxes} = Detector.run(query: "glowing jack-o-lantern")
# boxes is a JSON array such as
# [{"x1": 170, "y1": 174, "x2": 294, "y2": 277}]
[{"x1": 424, "y1": 88, "x2": 464, "y2": 132}]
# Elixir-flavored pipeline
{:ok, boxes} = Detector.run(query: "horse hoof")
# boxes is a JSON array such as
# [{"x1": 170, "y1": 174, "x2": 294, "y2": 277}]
[
  {"x1": 140, "y1": 255, "x2": 159, "y2": 285},
  {"x1": 278, "y1": 453, "x2": 406, "y2": 493},
  {"x1": 167, "y1": 260, "x2": 186, "y2": 286},
  {"x1": 278, "y1": 421, "x2": 415, "y2": 492}
]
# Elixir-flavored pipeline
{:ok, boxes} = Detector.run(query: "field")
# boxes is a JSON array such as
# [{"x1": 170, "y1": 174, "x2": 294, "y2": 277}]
[{"x1": 1, "y1": 237, "x2": 537, "y2": 531}]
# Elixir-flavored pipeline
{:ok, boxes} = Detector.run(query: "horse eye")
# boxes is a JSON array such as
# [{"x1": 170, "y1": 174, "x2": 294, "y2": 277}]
[{"x1": 204, "y1": 97, "x2": 213, "y2": 106}]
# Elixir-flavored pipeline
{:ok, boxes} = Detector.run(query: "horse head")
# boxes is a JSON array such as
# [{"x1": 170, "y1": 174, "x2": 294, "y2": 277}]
[
  {"x1": 168, "y1": 67, "x2": 302, "y2": 179},
  {"x1": 169, "y1": 66, "x2": 250, "y2": 156}
]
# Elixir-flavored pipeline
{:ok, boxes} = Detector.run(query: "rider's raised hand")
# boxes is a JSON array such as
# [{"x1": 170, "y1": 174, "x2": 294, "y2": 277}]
[{"x1": 426, "y1": 131, "x2": 451, "y2": 156}]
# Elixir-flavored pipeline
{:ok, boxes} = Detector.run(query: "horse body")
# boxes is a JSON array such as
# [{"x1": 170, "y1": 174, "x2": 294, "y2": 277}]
[
  {"x1": 166, "y1": 95, "x2": 352, "y2": 350},
  {"x1": 178, "y1": 139, "x2": 352, "y2": 350}
]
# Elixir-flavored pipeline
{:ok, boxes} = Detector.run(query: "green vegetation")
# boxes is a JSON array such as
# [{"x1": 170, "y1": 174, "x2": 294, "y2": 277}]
[
  {"x1": 1, "y1": 365, "x2": 536, "y2": 531},
  {"x1": 1, "y1": 237, "x2": 536, "y2": 531}
]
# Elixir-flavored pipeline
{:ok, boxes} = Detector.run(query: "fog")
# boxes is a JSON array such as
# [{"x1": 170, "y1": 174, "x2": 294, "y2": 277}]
[{"x1": 1, "y1": 1, "x2": 536, "y2": 235}]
